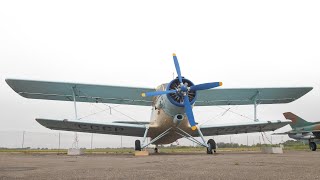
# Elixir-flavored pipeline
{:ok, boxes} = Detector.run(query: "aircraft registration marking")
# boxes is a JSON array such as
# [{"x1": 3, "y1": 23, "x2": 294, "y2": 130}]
[{"x1": 77, "y1": 124, "x2": 124, "y2": 132}]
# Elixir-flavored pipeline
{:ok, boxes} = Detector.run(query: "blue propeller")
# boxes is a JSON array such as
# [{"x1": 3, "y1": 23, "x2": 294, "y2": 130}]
[
  {"x1": 190, "y1": 82, "x2": 222, "y2": 91},
  {"x1": 141, "y1": 53, "x2": 222, "y2": 130},
  {"x1": 141, "y1": 89, "x2": 177, "y2": 97},
  {"x1": 183, "y1": 95, "x2": 197, "y2": 130},
  {"x1": 173, "y1": 53, "x2": 183, "y2": 84}
]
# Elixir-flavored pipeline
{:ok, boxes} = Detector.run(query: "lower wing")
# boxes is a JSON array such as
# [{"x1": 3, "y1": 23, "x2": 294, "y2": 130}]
[
  {"x1": 198, "y1": 120, "x2": 291, "y2": 136},
  {"x1": 272, "y1": 132, "x2": 290, "y2": 135},
  {"x1": 36, "y1": 118, "x2": 147, "y2": 137}
]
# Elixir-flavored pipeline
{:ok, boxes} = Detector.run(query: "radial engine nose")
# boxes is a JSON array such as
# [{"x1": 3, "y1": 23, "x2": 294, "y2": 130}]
[
  {"x1": 166, "y1": 78, "x2": 197, "y2": 107},
  {"x1": 173, "y1": 114, "x2": 184, "y2": 125}
]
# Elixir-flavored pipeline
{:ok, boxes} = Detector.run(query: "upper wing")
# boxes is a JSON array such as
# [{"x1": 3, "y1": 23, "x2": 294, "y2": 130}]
[
  {"x1": 198, "y1": 120, "x2": 291, "y2": 136},
  {"x1": 36, "y1": 118, "x2": 147, "y2": 137},
  {"x1": 195, "y1": 87, "x2": 312, "y2": 106},
  {"x1": 6, "y1": 79, "x2": 154, "y2": 106}
]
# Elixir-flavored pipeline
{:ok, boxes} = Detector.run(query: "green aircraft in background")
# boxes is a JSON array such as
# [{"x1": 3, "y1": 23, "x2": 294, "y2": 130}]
[{"x1": 280, "y1": 112, "x2": 320, "y2": 151}]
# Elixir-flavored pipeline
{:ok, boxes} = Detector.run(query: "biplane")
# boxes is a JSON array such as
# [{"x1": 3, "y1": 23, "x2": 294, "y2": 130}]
[{"x1": 6, "y1": 54, "x2": 312, "y2": 154}]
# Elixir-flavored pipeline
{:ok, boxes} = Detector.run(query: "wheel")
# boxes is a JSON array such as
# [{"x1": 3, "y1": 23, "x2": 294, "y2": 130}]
[
  {"x1": 135, "y1": 140, "x2": 141, "y2": 151},
  {"x1": 309, "y1": 142, "x2": 317, "y2": 151},
  {"x1": 207, "y1": 139, "x2": 216, "y2": 154}
]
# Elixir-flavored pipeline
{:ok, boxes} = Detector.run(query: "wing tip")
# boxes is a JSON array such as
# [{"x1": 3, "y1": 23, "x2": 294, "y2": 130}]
[{"x1": 5, "y1": 78, "x2": 13, "y2": 85}]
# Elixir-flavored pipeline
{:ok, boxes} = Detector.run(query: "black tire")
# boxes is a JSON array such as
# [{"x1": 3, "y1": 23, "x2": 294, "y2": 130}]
[
  {"x1": 207, "y1": 139, "x2": 216, "y2": 154},
  {"x1": 135, "y1": 140, "x2": 141, "y2": 151},
  {"x1": 309, "y1": 142, "x2": 317, "y2": 151}
]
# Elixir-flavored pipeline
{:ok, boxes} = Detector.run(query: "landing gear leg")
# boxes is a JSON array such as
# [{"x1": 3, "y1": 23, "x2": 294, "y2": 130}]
[
  {"x1": 135, "y1": 140, "x2": 141, "y2": 151},
  {"x1": 175, "y1": 126, "x2": 214, "y2": 154},
  {"x1": 206, "y1": 139, "x2": 216, "y2": 154},
  {"x1": 309, "y1": 142, "x2": 317, "y2": 151}
]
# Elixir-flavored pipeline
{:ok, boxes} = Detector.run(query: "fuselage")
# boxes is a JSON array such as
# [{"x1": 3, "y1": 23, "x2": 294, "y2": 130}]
[
  {"x1": 147, "y1": 83, "x2": 195, "y2": 145},
  {"x1": 288, "y1": 124, "x2": 320, "y2": 140},
  {"x1": 288, "y1": 132, "x2": 315, "y2": 140}
]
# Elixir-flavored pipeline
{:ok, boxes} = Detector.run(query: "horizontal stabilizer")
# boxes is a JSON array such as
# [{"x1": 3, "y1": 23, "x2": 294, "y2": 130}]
[
  {"x1": 36, "y1": 118, "x2": 147, "y2": 137},
  {"x1": 198, "y1": 120, "x2": 291, "y2": 136}
]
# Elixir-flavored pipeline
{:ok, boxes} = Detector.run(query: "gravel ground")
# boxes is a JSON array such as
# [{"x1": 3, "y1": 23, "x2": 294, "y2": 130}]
[{"x1": 0, "y1": 151, "x2": 319, "y2": 180}]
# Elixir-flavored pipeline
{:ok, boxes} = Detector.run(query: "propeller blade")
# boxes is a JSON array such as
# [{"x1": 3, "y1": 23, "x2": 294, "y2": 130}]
[
  {"x1": 183, "y1": 95, "x2": 197, "y2": 130},
  {"x1": 172, "y1": 53, "x2": 183, "y2": 83},
  {"x1": 190, "y1": 82, "x2": 223, "y2": 91},
  {"x1": 141, "y1": 89, "x2": 177, "y2": 97}
]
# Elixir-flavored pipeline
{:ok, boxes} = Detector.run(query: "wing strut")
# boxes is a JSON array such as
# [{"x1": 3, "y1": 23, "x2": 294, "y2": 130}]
[
  {"x1": 72, "y1": 86, "x2": 79, "y2": 148},
  {"x1": 252, "y1": 91, "x2": 260, "y2": 122},
  {"x1": 72, "y1": 86, "x2": 78, "y2": 120}
]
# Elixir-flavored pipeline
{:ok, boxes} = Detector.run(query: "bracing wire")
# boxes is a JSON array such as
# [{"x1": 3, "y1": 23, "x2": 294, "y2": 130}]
[
  {"x1": 200, "y1": 105, "x2": 253, "y2": 126},
  {"x1": 216, "y1": 106, "x2": 253, "y2": 120},
  {"x1": 76, "y1": 89, "x2": 145, "y2": 126}
]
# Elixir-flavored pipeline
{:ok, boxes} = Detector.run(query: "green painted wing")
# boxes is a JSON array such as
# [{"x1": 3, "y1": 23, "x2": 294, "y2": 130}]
[
  {"x1": 198, "y1": 120, "x2": 291, "y2": 136},
  {"x1": 36, "y1": 118, "x2": 146, "y2": 137},
  {"x1": 6, "y1": 79, "x2": 312, "y2": 107},
  {"x1": 195, "y1": 87, "x2": 312, "y2": 106},
  {"x1": 6, "y1": 79, "x2": 154, "y2": 106}
]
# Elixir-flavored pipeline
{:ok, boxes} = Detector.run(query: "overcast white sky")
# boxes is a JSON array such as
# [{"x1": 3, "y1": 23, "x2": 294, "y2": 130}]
[{"x1": 1, "y1": 0, "x2": 319, "y2": 148}]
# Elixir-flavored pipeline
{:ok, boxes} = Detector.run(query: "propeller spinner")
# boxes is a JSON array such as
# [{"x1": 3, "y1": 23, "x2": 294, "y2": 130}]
[{"x1": 141, "y1": 53, "x2": 222, "y2": 130}]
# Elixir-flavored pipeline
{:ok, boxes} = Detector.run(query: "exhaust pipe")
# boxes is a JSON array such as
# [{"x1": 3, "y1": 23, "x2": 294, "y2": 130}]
[{"x1": 173, "y1": 114, "x2": 184, "y2": 125}]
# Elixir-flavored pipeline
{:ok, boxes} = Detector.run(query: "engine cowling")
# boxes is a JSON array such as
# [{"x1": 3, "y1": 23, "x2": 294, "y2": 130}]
[{"x1": 166, "y1": 77, "x2": 197, "y2": 107}]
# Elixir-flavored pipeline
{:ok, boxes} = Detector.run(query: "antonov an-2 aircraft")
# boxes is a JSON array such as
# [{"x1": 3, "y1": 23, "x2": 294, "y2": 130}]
[{"x1": 6, "y1": 54, "x2": 312, "y2": 154}]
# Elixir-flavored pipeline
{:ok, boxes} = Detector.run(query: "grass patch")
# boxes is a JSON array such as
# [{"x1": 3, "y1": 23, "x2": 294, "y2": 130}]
[{"x1": 0, "y1": 144, "x2": 310, "y2": 154}]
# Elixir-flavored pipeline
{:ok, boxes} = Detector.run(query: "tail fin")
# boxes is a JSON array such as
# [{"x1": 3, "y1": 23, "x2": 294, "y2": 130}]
[{"x1": 283, "y1": 112, "x2": 312, "y2": 129}]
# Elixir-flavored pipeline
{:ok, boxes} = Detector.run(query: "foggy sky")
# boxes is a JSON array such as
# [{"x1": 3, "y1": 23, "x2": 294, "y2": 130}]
[{"x1": 1, "y1": 0, "x2": 319, "y2": 148}]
